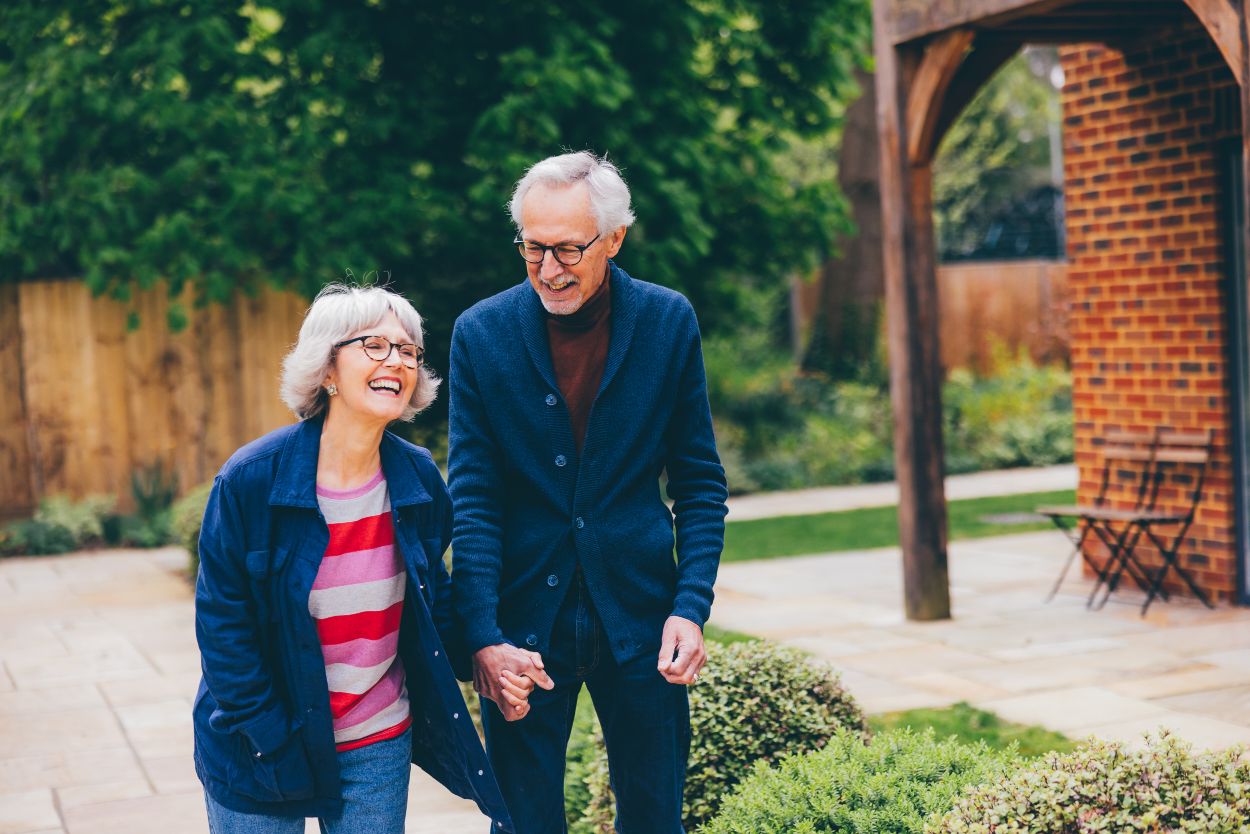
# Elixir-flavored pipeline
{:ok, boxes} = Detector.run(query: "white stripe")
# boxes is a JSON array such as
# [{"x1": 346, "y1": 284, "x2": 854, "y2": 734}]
[
  {"x1": 325, "y1": 656, "x2": 395, "y2": 696},
  {"x1": 308, "y1": 574, "x2": 406, "y2": 620},
  {"x1": 319, "y1": 481, "x2": 390, "y2": 525},
  {"x1": 334, "y1": 691, "x2": 411, "y2": 743}
]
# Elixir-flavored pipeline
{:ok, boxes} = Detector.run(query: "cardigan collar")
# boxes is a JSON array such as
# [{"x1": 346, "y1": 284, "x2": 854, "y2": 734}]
[
  {"x1": 518, "y1": 260, "x2": 639, "y2": 398},
  {"x1": 267, "y1": 415, "x2": 433, "y2": 509}
]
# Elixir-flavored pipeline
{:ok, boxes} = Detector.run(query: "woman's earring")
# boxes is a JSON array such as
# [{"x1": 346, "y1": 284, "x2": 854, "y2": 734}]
[{"x1": 326, "y1": 383, "x2": 338, "y2": 396}]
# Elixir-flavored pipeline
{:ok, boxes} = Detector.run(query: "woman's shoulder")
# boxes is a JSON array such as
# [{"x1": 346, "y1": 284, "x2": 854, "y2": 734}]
[{"x1": 216, "y1": 422, "x2": 302, "y2": 486}]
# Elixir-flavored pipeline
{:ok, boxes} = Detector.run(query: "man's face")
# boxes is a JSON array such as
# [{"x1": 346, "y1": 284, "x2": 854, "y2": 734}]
[{"x1": 519, "y1": 181, "x2": 625, "y2": 315}]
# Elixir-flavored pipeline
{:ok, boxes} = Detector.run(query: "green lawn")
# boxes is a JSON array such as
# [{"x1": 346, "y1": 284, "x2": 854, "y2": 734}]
[
  {"x1": 868, "y1": 701, "x2": 1075, "y2": 757},
  {"x1": 722, "y1": 489, "x2": 1074, "y2": 563}
]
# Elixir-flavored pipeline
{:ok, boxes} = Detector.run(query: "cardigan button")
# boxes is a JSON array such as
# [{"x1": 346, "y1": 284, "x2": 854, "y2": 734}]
[
  {"x1": 545, "y1": 393, "x2": 557, "y2": 406},
  {"x1": 574, "y1": 517, "x2": 584, "y2": 529},
  {"x1": 525, "y1": 634, "x2": 538, "y2": 647},
  {"x1": 547, "y1": 574, "x2": 559, "y2": 587},
  {"x1": 555, "y1": 454, "x2": 567, "y2": 467}
]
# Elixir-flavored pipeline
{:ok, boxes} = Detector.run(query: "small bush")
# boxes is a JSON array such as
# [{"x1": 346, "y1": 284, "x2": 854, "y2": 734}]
[
  {"x1": 869, "y1": 701, "x2": 1075, "y2": 758},
  {"x1": 0, "y1": 494, "x2": 115, "y2": 556},
  {"x1": 171, "y1": 482, "x2": 213, "y2": 575},
  {"x1": 703, "y1": 728, "x2": 1017, "y2": 834},
  {"x1": 930, "y1": 732, "x2": 1250, "y2": 834},
  {"x1": 572, "y1": 640, "x2": 868, "y2": 832}
]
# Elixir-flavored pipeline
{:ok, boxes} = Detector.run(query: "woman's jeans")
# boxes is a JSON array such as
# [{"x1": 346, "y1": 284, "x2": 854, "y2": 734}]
[{"x1": 204, "y1": 727, "x2": 411, "y2": 834}]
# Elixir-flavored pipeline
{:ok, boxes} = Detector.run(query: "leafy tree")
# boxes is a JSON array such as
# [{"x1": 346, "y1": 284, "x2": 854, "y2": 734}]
[
  {"x1": 933, "y1": 47, "x2": 1062, "y2": 259},
  {"x1": 0, "y1": 0, "x2": 871, "y2": 366}
]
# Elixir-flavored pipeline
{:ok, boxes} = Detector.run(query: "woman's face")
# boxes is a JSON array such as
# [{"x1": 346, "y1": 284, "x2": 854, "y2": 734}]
[{"x1": 325, "y1": 311, "x2": 419, "y2": 426}]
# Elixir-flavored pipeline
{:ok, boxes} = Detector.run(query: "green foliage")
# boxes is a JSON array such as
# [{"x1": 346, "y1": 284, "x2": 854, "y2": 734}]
[
  {"x1": 708, "y1": 334, "x2": 1072, "y2": 493},
  {"x1": 869, "y1": 702, "x2": 1075, "y2": 759},
  {"x1": 171, "y1": 481, "x2": 213, "y2": 575},
  {"x1": 702, "y1": 728, "x2": 1017, "y2": 834},
  {"x1": 106, "y1": 461, "x2": 182, "y2": 548},
  {"x1": 0, "y1": 0, "x2": 871, "y2": 378},
  {"x1": 572, "y1": 639, "x2": 867, "y2": 832},
  {"x1": 0, "y1": 494, "x2": 116, "y2": 556},
  {"x1": 934, "y1": 48, "x2": 1060, "y2": 259},
  {"x1": 930, "y1": 732, "x2": 1250, "y2": 834},
  {"x1": 943, "y1": 346, "x2": 1073, "y2": 474},
  {"x1": 721, "y1": 490, "x2": 1074, "y2": 562}
]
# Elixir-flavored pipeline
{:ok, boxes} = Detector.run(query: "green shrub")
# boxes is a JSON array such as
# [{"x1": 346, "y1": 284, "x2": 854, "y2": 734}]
[
  {"x1": 869, "y1": 702, "x2": 1074, "y2": 758},
  {"x1": 930, "y1": 732, "x2": 1250, "y2": 834},
  {"x1": 171, "y1": 482, "x2": 213, "y2": 575},
  {"x1": 0, "y1": 494, "x2": 115, "y2": 556},
  {"x1": 706, "y1": 335, "x2": 1072, "y2": 493},
  {"x1": 572, "y1": 639, "x2": 868, "y2": 832},
  {"x1": 703, "y1": 728, "x2": 1017, "y2": 834}
]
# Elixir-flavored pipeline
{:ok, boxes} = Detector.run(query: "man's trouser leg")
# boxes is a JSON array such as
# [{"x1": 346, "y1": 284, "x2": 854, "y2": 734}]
[{"x1": 481, "y1": 580, "x2": 583, "y2": 834}]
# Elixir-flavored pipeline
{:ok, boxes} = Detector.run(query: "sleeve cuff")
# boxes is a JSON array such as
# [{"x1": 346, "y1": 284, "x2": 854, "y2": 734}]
[{"x1": 238, "y1": 703, "x2": 296, "y2": 757}]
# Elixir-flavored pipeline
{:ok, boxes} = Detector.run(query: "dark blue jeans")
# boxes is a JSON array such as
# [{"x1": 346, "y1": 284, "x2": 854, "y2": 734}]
[{"x1": 482, "y1": 572, "x2": 690, "y2": 834}]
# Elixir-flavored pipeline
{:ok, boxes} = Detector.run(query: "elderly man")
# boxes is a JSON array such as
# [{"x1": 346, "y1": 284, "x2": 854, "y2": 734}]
[{"x1": 448, "y1": 151, "x2": 728, "y2": 833}]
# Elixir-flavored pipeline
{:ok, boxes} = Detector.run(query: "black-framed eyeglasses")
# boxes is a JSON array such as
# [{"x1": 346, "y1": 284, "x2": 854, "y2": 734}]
[
  {"x1": 514, "y1": 233, "x2": 602, "y2": 266},
  {"x1": 334, "y1": 336, "x2": 424, "y2": 368}
]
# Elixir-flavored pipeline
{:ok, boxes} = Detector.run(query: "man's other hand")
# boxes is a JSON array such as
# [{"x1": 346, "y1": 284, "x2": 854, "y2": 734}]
[{"x1": 657, "y1": 615, "x2": 705, "y2": 685}]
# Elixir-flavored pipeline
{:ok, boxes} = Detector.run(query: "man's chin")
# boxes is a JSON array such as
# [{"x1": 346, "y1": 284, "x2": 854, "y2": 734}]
[{"x1": 540, "y1": 293, "x2": 584, "y2": 316}]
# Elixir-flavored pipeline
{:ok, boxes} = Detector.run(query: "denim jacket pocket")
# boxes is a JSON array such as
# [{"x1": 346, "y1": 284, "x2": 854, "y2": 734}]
[{"x1": 227, "y1": 726, "x2": 315, "y2": 803}]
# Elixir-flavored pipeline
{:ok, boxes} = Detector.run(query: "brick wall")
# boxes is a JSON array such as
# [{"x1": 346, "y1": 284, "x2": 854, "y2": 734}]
[{"x1": 1060, "y1": 20, "x2": 1241, "y2": 603}]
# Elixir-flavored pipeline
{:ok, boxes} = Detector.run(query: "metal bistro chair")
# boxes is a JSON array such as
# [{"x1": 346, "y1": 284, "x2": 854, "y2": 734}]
[
  {"x1": 1094, "y1": 430, "x2": 1215, "y2": 616},
  {"x1": 1037, "y1": 430, "x2": 1168, "y2": 609}
]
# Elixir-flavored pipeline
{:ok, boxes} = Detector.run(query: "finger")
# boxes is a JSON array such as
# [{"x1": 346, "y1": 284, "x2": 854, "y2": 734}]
[
  {"x1": 500, "y1": 686, "x2": 528, "y2": 707},
  {"x1": 667, "y1": 641, "x2": 693, "y2": 676},
  {"x1": 523, "y1": 661, "x2": 555, "y2": 691},
  {"x1": 499, "y1": 674, "x2": 534, "y2": 700},
  {"x1": 657, "y1": 630, "x2": 677, "y2": 673},
  {"x1": 501, "y1": 670, "x2": 536, "y2": 694},
  {"x1": 522, "y1": 650, "x2": 546, "y2": 671}
]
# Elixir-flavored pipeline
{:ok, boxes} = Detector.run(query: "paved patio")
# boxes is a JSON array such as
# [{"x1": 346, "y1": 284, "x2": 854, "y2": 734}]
[{"x1": 2, "y1": 524, "x2": 1249, "y2": 832}]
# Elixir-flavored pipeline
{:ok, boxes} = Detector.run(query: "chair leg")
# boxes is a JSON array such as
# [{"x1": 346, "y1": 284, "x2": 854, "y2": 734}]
[
  {"x1": 1045, "y1": 517, "x2": 1091, "y2": 602},
  {"x1": 1139, "y1": 525, "x2": 1215, "y2": 614}
]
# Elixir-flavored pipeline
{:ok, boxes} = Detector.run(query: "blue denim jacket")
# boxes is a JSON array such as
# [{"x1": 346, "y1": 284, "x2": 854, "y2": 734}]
[{"x1": 192, "y1": 416, "x2": 512, "y2": 830}]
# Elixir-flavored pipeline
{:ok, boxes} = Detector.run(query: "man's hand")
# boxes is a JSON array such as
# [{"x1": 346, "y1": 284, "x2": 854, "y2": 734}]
[
  {"x1": 657, "y1": 615, "x2": 705, "y2": 685},
  {"x1": 472, "y1": 644, "x2": 555, "y2": 721}
]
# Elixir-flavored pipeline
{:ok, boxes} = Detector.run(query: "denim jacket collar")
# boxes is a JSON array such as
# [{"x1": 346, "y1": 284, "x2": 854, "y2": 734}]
[{"x1": 267, "y1": 415, "x2": 433, "y2": 509}]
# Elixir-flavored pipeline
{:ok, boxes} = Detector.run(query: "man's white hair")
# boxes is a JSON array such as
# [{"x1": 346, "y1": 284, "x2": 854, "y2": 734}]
[
  {"x1": 509, "y1": 151, "x2": 636, "y2": 235},
  {"x1": 280, "y1": 283, "x2": 439, "y2": 422}
]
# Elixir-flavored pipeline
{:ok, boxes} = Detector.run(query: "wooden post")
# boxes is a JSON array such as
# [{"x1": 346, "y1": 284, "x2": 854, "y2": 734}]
[{"x1": 874, "y1": 3, "x2": 952, "y2": 621}]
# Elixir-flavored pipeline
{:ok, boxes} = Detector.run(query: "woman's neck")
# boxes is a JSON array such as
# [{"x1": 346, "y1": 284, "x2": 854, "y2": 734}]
[{"x1": 317, "y1": 407, "x2": 386, "y2": 490}]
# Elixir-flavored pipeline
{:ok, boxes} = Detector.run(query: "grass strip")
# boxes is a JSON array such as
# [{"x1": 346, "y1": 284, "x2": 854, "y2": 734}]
[
  {"x1": 722, "y1": 489, "x2": 1075, "y2": 563},
  {"x1": 868, "y1": 701, "x2": 1075, "y2": 757}
]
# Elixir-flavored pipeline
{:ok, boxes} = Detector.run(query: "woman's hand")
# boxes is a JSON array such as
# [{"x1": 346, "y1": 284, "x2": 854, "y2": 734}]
[{"x1": 497, "y1": 669, "x2": 538, "y2": 720}]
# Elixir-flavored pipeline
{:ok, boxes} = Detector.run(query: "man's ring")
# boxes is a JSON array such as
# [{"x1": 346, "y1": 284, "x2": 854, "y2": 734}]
[{"x1": 693, "y1": 672, "x2": 701, "y2": 682}]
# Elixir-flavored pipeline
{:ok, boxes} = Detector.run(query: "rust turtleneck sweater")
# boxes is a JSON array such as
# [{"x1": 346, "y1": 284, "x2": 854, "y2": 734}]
[{"x1": 545, "y1": 274, "x2": 612, "y2": 453}]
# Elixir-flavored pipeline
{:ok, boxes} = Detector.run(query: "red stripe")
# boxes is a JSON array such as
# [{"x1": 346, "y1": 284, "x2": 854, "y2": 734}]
[
  {"x1": 316, "y1": 601, "x2": 404, "y2": 645},
  {"x1": 329, "y1": 689, "x2": 360, "y2": 715},
  {"x1": 335, "y1": 716, "x2": 412, "y2": 752},
  {"x1": 325, "y1": 513, "x2": 394, "y2": 557}
]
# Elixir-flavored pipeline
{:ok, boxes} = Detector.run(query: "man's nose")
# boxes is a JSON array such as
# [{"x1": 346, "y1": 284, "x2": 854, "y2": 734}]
[{"x1": 539, "y1": 250, "x2": 565, "y2": 280}]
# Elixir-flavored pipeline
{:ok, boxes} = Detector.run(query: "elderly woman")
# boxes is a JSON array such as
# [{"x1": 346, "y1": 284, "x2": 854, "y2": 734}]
[{"x1": 192, "y1": 285, "x2": 545, "y2": 834}]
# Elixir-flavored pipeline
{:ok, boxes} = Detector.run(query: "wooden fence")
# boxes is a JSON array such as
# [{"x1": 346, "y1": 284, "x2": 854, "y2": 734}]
[
  {"x1": 936, "y1": 259, "x2": 1069, "y2": 373},
  {"x1": 0, "y1": 280, "x2": 308, "y2": 520}
]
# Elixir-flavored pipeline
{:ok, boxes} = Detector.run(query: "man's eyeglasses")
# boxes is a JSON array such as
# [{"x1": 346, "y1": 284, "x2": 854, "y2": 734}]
[
  {"x1": 514, "y1": 233, "x2": 602, "y2": 267},
  {"x1": 334, "y1": 336, "x2": 424, "y2": 368}
]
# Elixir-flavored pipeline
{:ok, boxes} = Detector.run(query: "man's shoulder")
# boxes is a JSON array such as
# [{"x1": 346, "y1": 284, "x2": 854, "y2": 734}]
[{"x1": 456, "y1": 282, "x2": 530, "y2": 333}]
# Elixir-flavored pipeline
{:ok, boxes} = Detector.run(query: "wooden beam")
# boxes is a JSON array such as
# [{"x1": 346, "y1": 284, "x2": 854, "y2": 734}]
[
  {"x1": 885, "y1": 0, "x2": 1074, "y2": 45},
  {"x1": 907, "y1": 29, "x2": 976, "y2": 164},
  {"x1": 1181, "y1": 0, "x2": 1243, "y2": 86},
  {"x1": 929, "y1": 38, "x2": 1023, "y2": 162},
  {"x1": 874, "y1": 0, "x2": 952, "y2": 622}
]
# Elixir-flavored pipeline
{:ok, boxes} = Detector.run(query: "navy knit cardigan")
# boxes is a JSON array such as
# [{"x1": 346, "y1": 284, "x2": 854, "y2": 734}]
[{"x1": 448, "y1": 262, "x2": 729, "y2": 663}]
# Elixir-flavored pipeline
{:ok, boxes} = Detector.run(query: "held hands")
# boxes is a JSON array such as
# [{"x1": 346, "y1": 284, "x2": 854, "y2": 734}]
[
  {"x1": 472, "y1": 643, "x2": 554, "y2": 721},
  {"x1": 657, "y1": 615, "x2": 706, "y2": 685}
]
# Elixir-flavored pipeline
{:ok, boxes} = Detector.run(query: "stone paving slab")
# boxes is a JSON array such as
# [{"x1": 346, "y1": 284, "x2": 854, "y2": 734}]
[
  {"x1": 711, "y1": 530, "x2": 1250, "y2": 752},
  {"x1": 0, "y1": 549, "x2": 488, "y2": 834}
]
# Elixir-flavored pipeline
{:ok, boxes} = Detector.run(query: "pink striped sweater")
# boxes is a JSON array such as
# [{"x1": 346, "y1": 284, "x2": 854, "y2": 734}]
[{"x1": 312, "y1": 469, "x2": 411, "y2": 752}]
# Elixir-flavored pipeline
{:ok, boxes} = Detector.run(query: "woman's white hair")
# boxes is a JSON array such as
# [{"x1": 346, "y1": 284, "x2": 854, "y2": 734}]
[
  {"x1": 280, "y1": 283, "x2": 440, "y2": 422},
  {"x1": 509, "y1": 151, "x2": 636, "y2": 235}
]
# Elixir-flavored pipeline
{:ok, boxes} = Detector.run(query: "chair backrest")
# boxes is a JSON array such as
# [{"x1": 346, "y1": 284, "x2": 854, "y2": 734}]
[
  {"x1": 1147, "y1": 430, "x2": 1213, "y2": 521},
  {"x1": 1094, "y1": 430, "x2": 1158, "y2": 509}
]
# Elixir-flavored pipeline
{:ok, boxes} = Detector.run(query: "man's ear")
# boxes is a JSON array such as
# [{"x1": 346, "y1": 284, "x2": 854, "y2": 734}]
[{"x1": 605, "y1": 226, "x2": 627, "y2": 258}]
